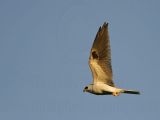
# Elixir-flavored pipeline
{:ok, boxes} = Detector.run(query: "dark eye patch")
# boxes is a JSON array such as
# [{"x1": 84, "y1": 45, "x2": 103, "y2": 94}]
[{"x1": 85, "y1": 86, "x2": 88, "y2": 89}]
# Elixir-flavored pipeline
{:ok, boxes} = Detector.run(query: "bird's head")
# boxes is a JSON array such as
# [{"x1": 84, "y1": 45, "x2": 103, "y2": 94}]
[{"x1": 83, "y1": 84, "x2": 93, "y2": 93}]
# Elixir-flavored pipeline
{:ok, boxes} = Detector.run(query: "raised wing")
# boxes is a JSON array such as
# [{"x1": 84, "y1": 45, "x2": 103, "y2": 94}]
[{"x1": 89, "y1": 22, "x2": 114, "y2": 87}]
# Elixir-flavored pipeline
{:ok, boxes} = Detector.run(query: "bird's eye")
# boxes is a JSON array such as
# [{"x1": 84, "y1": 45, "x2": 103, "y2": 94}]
[{"x1": 85, "y1": 86, "x2": 88, "y2": 89}]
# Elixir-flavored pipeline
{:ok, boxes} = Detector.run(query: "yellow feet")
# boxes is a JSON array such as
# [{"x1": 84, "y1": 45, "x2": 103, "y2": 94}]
[{"x1": 112, "y1": 92, "x2": 120, "y2": 96}]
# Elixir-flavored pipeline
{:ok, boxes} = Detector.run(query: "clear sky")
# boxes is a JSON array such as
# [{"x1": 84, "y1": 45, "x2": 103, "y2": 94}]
[{"x1": 0, "y1": 0, "x2": 160, "y2": 120}]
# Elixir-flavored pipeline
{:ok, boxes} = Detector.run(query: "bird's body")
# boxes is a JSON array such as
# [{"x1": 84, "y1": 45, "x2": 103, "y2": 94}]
[
  {"x1": 83, "y1": 22, "x2": 140, "y2": 96},
  {"x1": 85, "y1": 83, "x2": 122, "y2": 95}
]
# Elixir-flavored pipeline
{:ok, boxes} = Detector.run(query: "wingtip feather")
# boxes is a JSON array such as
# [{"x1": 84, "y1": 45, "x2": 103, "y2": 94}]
[{"x1": 103, "y1": 22, "x2": 109, "y2": 27}]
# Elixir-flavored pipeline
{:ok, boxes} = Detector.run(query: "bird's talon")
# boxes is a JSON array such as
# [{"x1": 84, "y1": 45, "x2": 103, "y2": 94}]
[{"x1": 112, "y1": 92, "x2": 120, "y2": 96}]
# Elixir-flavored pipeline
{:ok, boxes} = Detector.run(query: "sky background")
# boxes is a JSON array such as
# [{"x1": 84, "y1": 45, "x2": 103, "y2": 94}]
[{"x1": 0, "y1": 0, "x2": 160, "y2": 120}]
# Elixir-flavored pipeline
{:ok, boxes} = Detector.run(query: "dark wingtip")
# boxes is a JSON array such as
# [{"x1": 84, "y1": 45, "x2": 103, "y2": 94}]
[
  {"x1": 103, "y1": 22, "x2": 109, "y2": 27},
  {"x1": 98, "y1": 26, "x2": 101, "y2": 32}
]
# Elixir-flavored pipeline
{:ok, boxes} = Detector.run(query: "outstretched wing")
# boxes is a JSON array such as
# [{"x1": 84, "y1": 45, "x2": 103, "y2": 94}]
[{"x1": 89, "y1": 22, "x2": 115, "y2": 87}]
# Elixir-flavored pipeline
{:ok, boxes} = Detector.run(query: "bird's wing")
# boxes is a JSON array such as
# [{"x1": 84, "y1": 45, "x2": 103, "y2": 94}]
[{"x1": 89, "y1": 22, "x2": 115, "y2": 87}]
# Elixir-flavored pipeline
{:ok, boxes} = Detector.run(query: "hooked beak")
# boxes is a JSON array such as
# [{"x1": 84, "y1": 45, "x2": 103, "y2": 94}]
[{"x1": 83, "y1": 89, "x2": 86, "y2": 92}]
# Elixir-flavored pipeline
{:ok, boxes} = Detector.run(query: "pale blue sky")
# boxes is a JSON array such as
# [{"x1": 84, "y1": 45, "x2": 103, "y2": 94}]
[{"x1": 0, "y1": 0, "x2": 160, "y2": 120}]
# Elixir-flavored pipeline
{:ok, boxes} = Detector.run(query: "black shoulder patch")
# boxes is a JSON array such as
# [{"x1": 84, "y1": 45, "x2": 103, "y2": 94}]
[{"x1": 92, "y1": 51, "x2": 98, "y2": 59}]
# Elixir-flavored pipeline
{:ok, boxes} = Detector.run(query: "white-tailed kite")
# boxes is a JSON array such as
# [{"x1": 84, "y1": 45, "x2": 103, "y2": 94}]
[{"x1": 83, "y1": 22, "x2": 140, "y2": 96}]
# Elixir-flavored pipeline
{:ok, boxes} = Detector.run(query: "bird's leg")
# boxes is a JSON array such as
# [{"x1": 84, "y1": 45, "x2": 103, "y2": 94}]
[{"x1": 112, "y1": 92, "x2": 120, "y2": 96}]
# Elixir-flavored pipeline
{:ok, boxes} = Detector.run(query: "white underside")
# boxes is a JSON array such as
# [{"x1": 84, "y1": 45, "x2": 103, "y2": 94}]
[
  {"x1": 92, "y1": 82, "x2": 122, "y2": 94},
  {"x1": 90, "y1": 60, "x2": 110, "y2": 83},
  {"x1": 89, "y1": 58, "x2": 122, "y2": 94}
]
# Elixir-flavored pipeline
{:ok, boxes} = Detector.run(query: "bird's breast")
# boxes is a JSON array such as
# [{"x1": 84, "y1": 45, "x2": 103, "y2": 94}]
[{"x1": 92, "y1": 83, "x2": 117, "y2": 95}]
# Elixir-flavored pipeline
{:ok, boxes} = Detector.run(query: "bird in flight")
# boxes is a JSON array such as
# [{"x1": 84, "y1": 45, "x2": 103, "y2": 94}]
[{"x1": 83, "y1": 22, "x2": 140, "y2": 96}]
